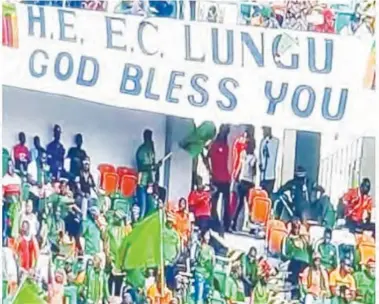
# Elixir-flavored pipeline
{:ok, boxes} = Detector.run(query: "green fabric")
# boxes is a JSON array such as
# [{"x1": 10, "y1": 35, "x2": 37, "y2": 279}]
[
  {"x1": 252, "y1": 282, "x2": 269, "y2": 304},
  {"x1": 318, "y1": 243, "x2": 338, "y2": 272},
  {"x1": 82, "y1": 218, "x2": 102, "y2": 255},
  {"x1": 241, "y1": 254, "x2": 258, "y2": 287},
  {"x1": 225, "y1": 277, "x2": 245, "y2": 302},
  {"x1": 353, "y1": 270, "x2": 375, "y2": 304},
  {"x1": 12, "y1": 277, "x2": 46, "y2": 304},
  {"x1": 36, "y1": 164, "x2": 51, "y2": 186},
  {"x1": 2, "y1": 148, "x2": 10, "y2": 177},
  {"x1": 106, "y1": 224, "x2": 129, "y2": 272},
  {"x1": 163, "y1": 226, "x2": 180, "y2": 265},
  {"x1": 6, "y1": 196, "x2": 21, "y2": 239},
  {"x1": 119, "y1": 211, "x2": 162, "y2": 270},
  {"x1": 214, "y1": 271, "x2": 227, "y2": 296},
  {"x1": 136, "y1": 143, "x2": 155, "y2": 186},
  {"x1": 194, "y1": 243, "x2": 215, "y2": 280},
  {"x1": 84, "y1": 268, "x2": 107, "y2": 303},
  {"x1": 125, "y1": 268, "x2": 146, "y2": 289},
  {"x1": 47, "y1": 216, "x2": 65, "y2": 246},
  {"x1": 179, "y1": 121, "x2": 216, "y2": 158},
  {"x1": 283, "y1": 236, "x2": 310, "y2": 264}
]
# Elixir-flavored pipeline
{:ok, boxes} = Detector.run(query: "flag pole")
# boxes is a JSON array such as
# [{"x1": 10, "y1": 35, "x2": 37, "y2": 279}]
[{"x1": 159, "y1": 206, "x2": 165, "y2": 291}]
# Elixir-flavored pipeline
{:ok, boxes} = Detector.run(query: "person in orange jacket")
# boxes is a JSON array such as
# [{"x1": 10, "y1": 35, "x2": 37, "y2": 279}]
[
  {"x1": 174, "y1": 198, "x2": 191, "y2": 246},
  {"x1": 343, "y1": 178, "x2": 373, "y2": 233}
]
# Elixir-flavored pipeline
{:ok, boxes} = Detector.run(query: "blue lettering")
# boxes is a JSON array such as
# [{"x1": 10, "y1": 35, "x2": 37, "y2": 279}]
[
  {"x1": 308, "y1": 38, "x2": 333, "y2": 74},
  {"x1": 241, "y1": 32, "x2": 264, "y2": 67},
  {"x1": 184, "y1": 25, "x2": 205, "y2": 62},
  {"x1": 76, "y1": 56, "x2": 99, "y2": 87},
  {"x1": 105, "y1": 17, "x2": 126, "y2": 51},
  {"x1": 291, "y1": 85, "x2": 316, "y2": 118},
  {"x1": 166, "y1": 71, "x2": 185, "y2": 103},
  {"x1": 120, "y1": 63, "x2": 143, "y2": 95},
  {"x1": 145, "y1": 68, "x2": 160, "y2": 100},
  {"x1": 54, "y1": 52, "x2": 74, "y2": 81},
  {"x1": 321, "y1": 88, "x2": 348, "y2": 120},
  {"x1": 265, "y1": 81, "x2": 288, "y2": 114},
  {"x1": 58, "y1": 10, "x2": 77, "y2": 42},
  {"x1": 217, "y1": 78, "x2": 239, "y2": 111},
  {"x1": 138, "y1": 21, "x2": 158, "y2": 56},
  {"x1": 27, "y1": 6, "x2": 46, "y2": 38},
  {"x1": 188, "y1": 74, "x2": 209, "y2": 107},
  {"x1": 212, "y1": 28, "x2": 234, "y2": 65},
  {"x1": 29, "y1": 49, "x2": 48, "y2": 78},
  {"x1": 272, "y1": 34, "x2": 299, "y2": 69}
]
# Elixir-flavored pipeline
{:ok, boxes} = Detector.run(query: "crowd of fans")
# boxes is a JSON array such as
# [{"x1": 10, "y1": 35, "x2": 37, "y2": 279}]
[
  {"x1": 13, "y1": 0, "x2": 376, "y2": 36},
  {"x1": 1, "y1": 123, "x2": 376, "y2": 304}
]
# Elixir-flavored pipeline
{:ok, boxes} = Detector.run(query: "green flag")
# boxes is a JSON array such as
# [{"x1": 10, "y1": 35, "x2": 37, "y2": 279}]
[
  {"x1": 12, "y1": 277, "x2": 46, "y2": 304},
  {"x1": 119, "y1": 211, "x2": 162, "y2": 270},
  {"x1": 179, "y1": 121, "x2": 216, "y2": 158}
]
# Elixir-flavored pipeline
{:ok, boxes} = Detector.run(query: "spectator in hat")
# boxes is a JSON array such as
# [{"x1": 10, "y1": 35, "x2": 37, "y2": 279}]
[{"x1": 300, "y1": 252, "x2": 330, "y2": 303}]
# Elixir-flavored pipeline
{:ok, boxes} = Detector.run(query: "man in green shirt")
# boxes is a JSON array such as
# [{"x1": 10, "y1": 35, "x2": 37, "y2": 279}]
[
  {"x1": 136, "y1": 129, "x2": 161, "y2": 219},
  {"x1": 163, "y1": 212, "x2": 181, "y2": 290},
  {"x1": 353, "y1": 259, "x2": 375, "y2": 304},
  {"x1": 82, "y1": 206, "x2": 102, "y2": 256},
  {"x1": 240, "y1": 246, "x2": 259, "y2": 296},
  {"x1": 2, "y1": 148, "x2": 10, "y2": 177},
  {"x1": 316, "y1": 228, "x2": 338, "y2": 272},
  {"x1": 193, "y1": 229, "x2": 215, "y2": 304}
]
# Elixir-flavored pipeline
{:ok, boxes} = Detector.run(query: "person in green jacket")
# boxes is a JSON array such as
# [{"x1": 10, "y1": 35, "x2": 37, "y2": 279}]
[
  {"x1": 240, "y1": 246, "x2": 259, "y2": 296},
  {"x1": 136, "y1": 129, "x2": 161, "y2": 219},
  {"x1": 163, "y1": 212, "x2": 181, "y2": 289},
  {"x1": 353, "y1": 259, "x2": 375, "y2": 304},
  {"x1": 193, "y1": 229, "x2": 215, "y2": 304},
  {"x1": 83, "y1": 254, "x2": 109, "y2": 304},
  {"x1": 316, "y1": 228, "x2": 338, "y2": 272},
  {"x1": 283, "y1": 217, "x2": 311, "y2": 300},
  {"x1": 82, "y1": 206, "x2": 103, "y2": 256}
]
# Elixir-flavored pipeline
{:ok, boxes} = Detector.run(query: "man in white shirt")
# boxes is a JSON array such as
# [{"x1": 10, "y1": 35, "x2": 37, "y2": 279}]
[{"x1": 259, "y1": 127, "x2": 279, "y2": 197}]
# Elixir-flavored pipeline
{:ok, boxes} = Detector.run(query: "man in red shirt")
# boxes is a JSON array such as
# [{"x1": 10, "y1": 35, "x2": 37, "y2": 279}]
[
  {"x1": 204, "y1": 124, "x2": 231, "y2": 234},
  {"x1": 12, "y1": 132, "x2": 29, "y2": 173},
  {"x1": 188, "y1": 176, "x2": 211, "y2": 232},
  {"x1": 15, "y1": 220, "x2": 39, "y2": 272},
  {"x1": 343, "y1": 178, "x2": 373, "y2": 233}
]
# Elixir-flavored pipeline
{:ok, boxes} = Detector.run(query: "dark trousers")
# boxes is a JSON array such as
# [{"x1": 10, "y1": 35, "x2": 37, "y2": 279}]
[
  {"x1": 211, "y1": 181, "x2": 231, "y2": 232},
  {"x1": 287, "y1": 259, "x2": 308, "y2": 299},
  {"x1": 233, "y1": 180, "x2": 254, "y2": 230},
  {"x1": 195, "y1": 216, "x2": 211, "y2": 233},
  {"x1": 108, "y1": 273, "x2": 125, "y2": 297},
  {"x1": 260, "y1": 179, "x2": 275, "y2": 197}
]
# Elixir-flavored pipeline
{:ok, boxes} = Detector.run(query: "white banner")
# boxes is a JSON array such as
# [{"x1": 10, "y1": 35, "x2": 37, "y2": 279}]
[{"x1": 2, "y1": 4, "x2": 376, "y2": 135}]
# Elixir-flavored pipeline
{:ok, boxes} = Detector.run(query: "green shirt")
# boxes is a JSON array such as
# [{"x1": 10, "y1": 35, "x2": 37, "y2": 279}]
[
  {"x1": 84, "y1": 268, "x2": 108, "y2": 303},
  {"x1": 82, "y1": 218, "x2": 102, "y2": 256},
  {"x1": 241, "y1": 254, "x2": 258, "y2": 286},
  {"x1": 252, "y1": 281, "x2": 269, "y2": 304},
  {"x1": 225, "y1": 276, "x2": 245, "y2": 302},
  {"x1": 195, "y1": 243, "x2": 215, "y2": 280},
  {"x1": 136, "y1": 143, "x2": 155, "y2": 186},
  {"x1": 163, "y1": 226, "x2": 180, "y2": 265},
  {"x1": 318, "y1": 243, "x2": 338, "y2": 271},
  {"x1": 283, "y1": 236, "x2": 310, "y2": 264},
  {"x1": 353, "y1": 270, "x2": 375, "y2": 304},
  {"x1": 47, "y1": 216, "x2": 65, "y2": 245}
]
